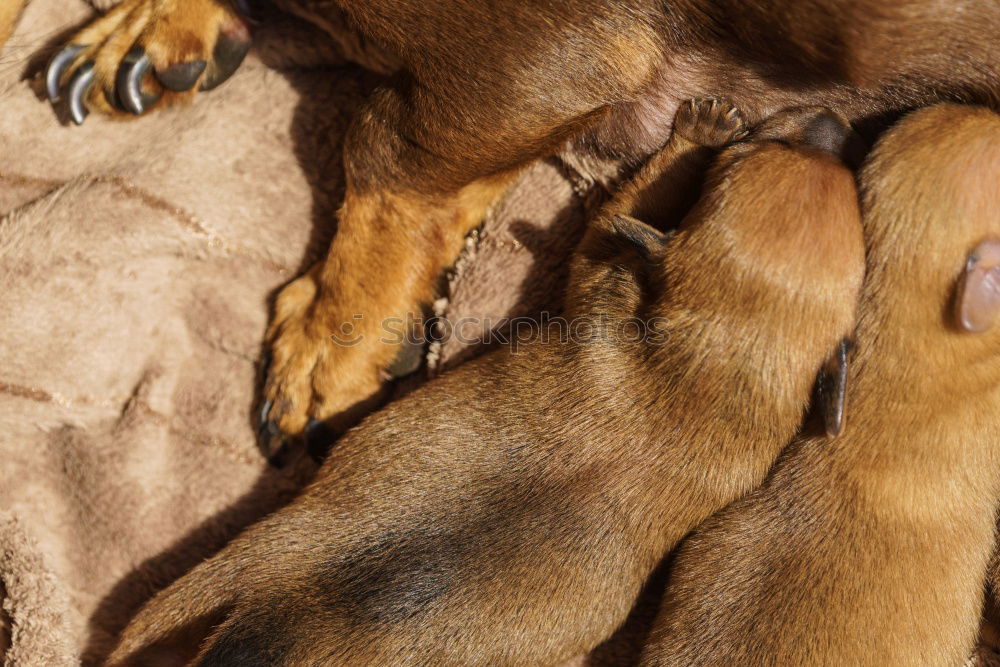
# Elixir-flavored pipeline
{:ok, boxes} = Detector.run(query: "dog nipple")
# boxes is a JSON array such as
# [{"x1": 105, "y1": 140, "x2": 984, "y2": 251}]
[
  {"x1": 955, "y1": 238, "x2": 1000, "y2": 333},
  {"x1": 802, "y1": 112, "x2": 866, "y2": 169}
]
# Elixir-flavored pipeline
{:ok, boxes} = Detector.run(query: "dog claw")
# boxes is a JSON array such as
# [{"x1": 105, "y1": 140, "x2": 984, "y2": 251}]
[
  {"x1": 305, "y1": 419, "x2": 336, "y2": 460},
  {"x1": 817, "y1": 338, "x2": 852, "y2": 439},
  {"x1": 258, "y1": 399, "x2": 273, "y2": 433},
  {"x1": 257, "y1": 394, "x2": 282, "y2": 452},
  {"x1": 67, "y1": 61, "x2": 96, "y2": 125},
  {"x1": 46, "y1": 45, "x2": 86, "y2": 102},
  {"x1": 117, "y1": 47, "x2": 161, "y2": 114},
  {"x1": 200, "y1": 32, "x2": 251, "y2": 91},
  {"x1": 156, "y1": 59, "x2": 207, "y2": 92},
  {"x1": 257, "y1": 414, "x2": 283, "y2": 457}
]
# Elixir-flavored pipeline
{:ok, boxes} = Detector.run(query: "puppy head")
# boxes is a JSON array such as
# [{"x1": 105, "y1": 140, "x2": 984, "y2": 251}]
[
  {"x1": 672, "y1": 140, "x2": 864, "y2": 406},
  {"x1": 856, "y1": 103, "x2": 1000, "y2": 397},
  {"x1": 570, "y1": 107, "x2": 865, "y2": 426}
]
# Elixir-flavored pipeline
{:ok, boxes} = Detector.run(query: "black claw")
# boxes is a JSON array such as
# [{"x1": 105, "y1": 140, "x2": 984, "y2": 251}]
[
  {"x1": 67, "y1": 61, "x2": 96, "y2": 126},
  {"x1": 305, "y1": 419, "x2": 335, "y2": 461},
  {"x1": 257, "y1": 416, "x2": 283, "y2": 459},
  {"x1": 156, "y1": 59, "x2": 207, "y2": 92},
  {"x1": 200, "y1": 33, "x2": 251, "y2": 91},
  {"x1": 817, "y1": 338, "x2": 852, "y2": 439},
  {"x1": 46, "y1": 45, "x2": 87, "y2": 102},
  {"x1": 257, "y1": 399, "x2": 273, "y2": 433},
  {"x1": 117, "y1": 47, "x2": 161, "y2": 115}
]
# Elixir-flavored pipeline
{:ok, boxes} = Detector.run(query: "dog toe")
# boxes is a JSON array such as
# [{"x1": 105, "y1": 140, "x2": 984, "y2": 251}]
[
  {"x1": 258, "y1": 320, "x2": 387, "y2": 457},
  {"x1": 257, "y1": 411, "x2": 286, "y2": 463},
  {"x1": 156, "y1": 59, "x2": 208, "y2": 92},
  {"x1": 199, "y1": 28, "x2": 252, "y2": 91},
  {"x1": 117, "y1": 46, "x2": 160, "y2": 114},
  {"x1": 45, "y1": 45, "x2": 87, "y2": 101},
  {"x1": 674, "y1": 98, "x2": 748, "y2": 147},
  {"x1": 65, "y1": 60, "x2": 96, "y2": 125}
]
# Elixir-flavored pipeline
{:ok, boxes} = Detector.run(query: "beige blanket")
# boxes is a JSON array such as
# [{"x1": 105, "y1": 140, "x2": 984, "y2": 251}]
[{"x1": 0, "y1": 1, "x2": 623, "y2": 663}]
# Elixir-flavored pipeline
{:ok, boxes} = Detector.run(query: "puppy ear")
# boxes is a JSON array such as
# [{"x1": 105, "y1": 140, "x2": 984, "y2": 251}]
[
  {"x1": 815, "y1": 338, "x2": 852, "y2": 439},
  {"x1": 609, "y1": 214, "x2": 669, "y2": 260},
  {"x1": 955, "y1": 238, "x2": 1000, "y2": 333}
]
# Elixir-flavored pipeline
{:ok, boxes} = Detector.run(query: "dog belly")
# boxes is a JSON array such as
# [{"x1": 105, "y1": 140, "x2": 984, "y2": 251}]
[{"x1": 579, "y1": 55, "x2": 806, "y2": 163}]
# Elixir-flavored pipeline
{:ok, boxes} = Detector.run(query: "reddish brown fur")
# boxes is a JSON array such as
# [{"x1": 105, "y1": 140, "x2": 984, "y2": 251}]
[
  {"x1": 102, "y1": 104, "x2": 864, "y2": 665},
  {"x1": 638, "y1": 104, "x2": 1000, "y2": 666},
  {"x1": 5, "y1": 3, "x2": 998, "y2": 659},
  {"x1": 20, "y1": 0, "x2": 998, "y2": 442}
]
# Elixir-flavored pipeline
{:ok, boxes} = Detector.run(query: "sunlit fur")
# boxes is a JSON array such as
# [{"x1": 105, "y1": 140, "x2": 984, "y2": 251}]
[
  {"x1": 639, "y1": 104, "x2": 1000, "y2": 666},
  {"x1": 104, "y1": 105, "x2": 864, "y2": 666}
]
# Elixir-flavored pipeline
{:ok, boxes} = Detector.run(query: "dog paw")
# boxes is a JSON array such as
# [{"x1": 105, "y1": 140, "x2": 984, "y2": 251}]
[
  {"x1": 258, "y1": 267, "x2": 389, "y2": 458},
  {"x1": 46, "y1": 0, "x2": 255, "y2": 124},
  {"x1": 673, "y1": 98, "x2": 748, "y2": 148}
]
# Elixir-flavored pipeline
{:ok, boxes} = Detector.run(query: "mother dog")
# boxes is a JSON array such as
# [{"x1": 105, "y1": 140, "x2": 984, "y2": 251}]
[{"x1": 14, "y1": 0, "x2": 995, "y2": 449}]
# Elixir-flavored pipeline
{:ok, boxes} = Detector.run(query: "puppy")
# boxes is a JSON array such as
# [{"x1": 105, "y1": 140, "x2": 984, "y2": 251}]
[
  {"x1": 102, "y1": 101, "x2": 864, "y2": 665},
  {"x1": 638, "y1": 103, "x2": 1000, "y2": 666},
  {"x1": 32, "y1": 0, "x2": 999, "y2": 449}
]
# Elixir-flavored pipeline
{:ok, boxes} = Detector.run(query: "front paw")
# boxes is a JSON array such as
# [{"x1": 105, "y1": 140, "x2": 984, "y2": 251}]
[
  {"x1": 673, "y1": 98, "x2": 748, "y2": 148},
  {"x1": 45, "y1": 0, "x2": 254, "y2": 124},
  {"x1": 258, "y1": 269, "x2": 391, "y2": 458}
]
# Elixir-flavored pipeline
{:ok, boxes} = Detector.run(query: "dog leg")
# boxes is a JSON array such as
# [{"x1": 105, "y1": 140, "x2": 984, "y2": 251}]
[
  {"x1": 255, "y1": 72, "x2": 612, "y2": 446},
  {"x1": 259, "y1": 168, "x2": 516, "y2": 444}
]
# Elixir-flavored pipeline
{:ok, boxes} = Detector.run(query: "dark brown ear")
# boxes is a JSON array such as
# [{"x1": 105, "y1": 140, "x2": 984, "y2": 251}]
[
  {"x1": 609, "y1": 214, "x2": 669, "y2": 260},
  {"x1": 815, "y1": 338, "x2": 852, "y2": 439},
  {"x1": 956, "y1": 239, "x2": 1000, "y2": 333}
]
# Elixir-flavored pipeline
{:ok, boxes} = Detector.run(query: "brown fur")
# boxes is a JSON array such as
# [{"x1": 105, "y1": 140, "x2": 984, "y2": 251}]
[
  {"x1": 637, "y1": 104, "x2": 1000, "y2": 666},
  {"x1": 102, "y1": 103, "x2": 864, "y2": 664},
  {"x1": 23, "y1": 0, "x2": 998, "y2": 443}
]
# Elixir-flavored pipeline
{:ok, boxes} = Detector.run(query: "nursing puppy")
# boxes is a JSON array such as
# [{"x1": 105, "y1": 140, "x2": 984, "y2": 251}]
[
  {"x1": 104, "y1": 102, "x2": 863, "y2": 665},
  {"x1": 639, "y1": 104, "x2": 1000, "y2": 666},
  {"x1": 30, "y1": 0, "x2": 999, "y2": 449}
]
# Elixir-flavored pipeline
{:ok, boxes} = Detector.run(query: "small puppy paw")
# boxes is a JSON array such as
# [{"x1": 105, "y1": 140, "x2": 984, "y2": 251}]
[{"x1": 673, "y1": 98, "x2": 748, "y2": 148}]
